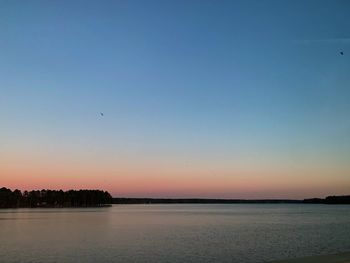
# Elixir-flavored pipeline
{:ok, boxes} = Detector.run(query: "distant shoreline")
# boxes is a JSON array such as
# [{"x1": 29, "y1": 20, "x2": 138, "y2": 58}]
[
  {"x1": 112, "y1": 196, "x2": 350, "y2": 205},
  {"x1": 0, "y1": 187, "x2": 112, "y2": 208},
  {"x1": 113, "y1": 198, "x2": 302, "y2": 204},
  {"x1": 268, "y1": 251, "x2": 350, "y2": 263},
  {"x1": 1, "y1": 187, "x2": 349, "y2": 208}
]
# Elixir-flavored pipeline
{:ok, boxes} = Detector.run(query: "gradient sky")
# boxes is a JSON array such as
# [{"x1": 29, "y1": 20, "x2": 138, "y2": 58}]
[{"x1": 1, "y1": 0, "x2": 350, "y2": 198}]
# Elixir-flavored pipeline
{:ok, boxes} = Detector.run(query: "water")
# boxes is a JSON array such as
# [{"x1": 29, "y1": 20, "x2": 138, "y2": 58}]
[{"x1": 0, "y1": 204, "x2": 350, "y2": 263}]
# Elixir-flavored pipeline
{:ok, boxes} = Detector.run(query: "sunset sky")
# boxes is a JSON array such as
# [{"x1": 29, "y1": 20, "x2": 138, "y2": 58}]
[{"x1": 1, "y1": 0, "x2": 350, "y2": 198}]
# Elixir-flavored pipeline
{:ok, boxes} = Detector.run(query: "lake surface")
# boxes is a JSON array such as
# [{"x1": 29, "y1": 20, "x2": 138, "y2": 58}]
[{"x1": 0, "y1": 204, "x2": 350, "y2": 263}]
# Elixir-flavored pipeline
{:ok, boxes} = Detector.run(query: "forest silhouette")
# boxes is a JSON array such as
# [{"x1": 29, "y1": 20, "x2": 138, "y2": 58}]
[
  {"x1": 0, "y1": 187, "x2": 112, "y2": 208},
  {"x1": 1, "y1": 187, "x2": 349, "y2": 208}
]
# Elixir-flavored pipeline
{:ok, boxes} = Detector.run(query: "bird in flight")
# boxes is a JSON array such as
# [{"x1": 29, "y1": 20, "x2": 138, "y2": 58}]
[
  {"x1": 100, "y1": 112, "x2": 104, "y2": 116},
  {"x1": 340, "y1": 51, "x2": 344, "y2": 55}
]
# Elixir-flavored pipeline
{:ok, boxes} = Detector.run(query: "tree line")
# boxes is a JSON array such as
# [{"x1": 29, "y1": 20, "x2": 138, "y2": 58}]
[
  {"x1": 303, "y1": 195, "x2": 350, "y2": 204},
  {"x1": 1, "y1": 187, "x2": 349, "y2": 207},
  {"x1": 113, "y1": 196, "x2": 350, "y2": 204},
  {"x1": 113, "y1": 198, "x2": 303, "y2": 204},
  {"x1": 0, "y1": 187, "x2": 112, "y2": 208}
]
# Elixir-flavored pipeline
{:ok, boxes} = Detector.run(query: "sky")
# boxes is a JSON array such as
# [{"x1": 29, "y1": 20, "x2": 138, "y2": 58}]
[{"x1": 1, "y1": 0, "x2": 350, "y2": 199}]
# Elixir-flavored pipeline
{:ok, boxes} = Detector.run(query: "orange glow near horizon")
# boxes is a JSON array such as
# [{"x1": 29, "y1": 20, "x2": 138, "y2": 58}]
[{"x1": 2, "y1": 151, "x2": 349, "y2": 199}]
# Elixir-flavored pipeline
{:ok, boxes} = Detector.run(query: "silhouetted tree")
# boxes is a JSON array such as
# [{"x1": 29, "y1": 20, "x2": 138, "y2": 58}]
[
  {"x1": 325, "y1": 195, "x2": 350, "y2": 204},
  {"x1": 0, "y1": 187, "x2": 112, "y2": 208}
]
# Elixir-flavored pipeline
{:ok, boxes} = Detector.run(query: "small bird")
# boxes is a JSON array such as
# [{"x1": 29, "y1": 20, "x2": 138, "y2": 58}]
[
  {"x1": 100, "y1": 112, "x2": 104, "y2": 116},
  {"x1": 340, "y1": 51, "x2": 344, "y2": 55}
]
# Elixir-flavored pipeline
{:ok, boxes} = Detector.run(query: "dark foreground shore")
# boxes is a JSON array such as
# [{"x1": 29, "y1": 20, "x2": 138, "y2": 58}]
[{"x1": 269, "y1": 251, "x2": 350, "y2": 263}]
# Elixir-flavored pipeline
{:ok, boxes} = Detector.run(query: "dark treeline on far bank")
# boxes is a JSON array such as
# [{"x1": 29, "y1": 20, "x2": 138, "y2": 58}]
[
  {"x1": 113, "y1": 198, "x2": 302, "y2": 204},
  {"x1": 303, "y1": 195, "x2": 350, "y2": 204},
  {"x1": 0, "y1": 187, "x2": 112, "y2": 208},
  {"x1": 1, "y1": 187, "x2": 349, "y2": 208},
  {"x1": 113, "y1": 195, "x2": 350, "y2": 205},
  {"x1": 113, "y1": 198, "x2": 304, "y2": 204}
]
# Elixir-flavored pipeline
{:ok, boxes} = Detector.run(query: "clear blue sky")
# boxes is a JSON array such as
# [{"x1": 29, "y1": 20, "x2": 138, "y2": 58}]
[{"x1": 1, "y1": 0, "x2": 350, "y2": 198}]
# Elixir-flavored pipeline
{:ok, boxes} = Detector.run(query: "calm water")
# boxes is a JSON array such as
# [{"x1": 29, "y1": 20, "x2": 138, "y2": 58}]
[{"x1": 0, "y1": 204, "x2": 350, "y2": 263}]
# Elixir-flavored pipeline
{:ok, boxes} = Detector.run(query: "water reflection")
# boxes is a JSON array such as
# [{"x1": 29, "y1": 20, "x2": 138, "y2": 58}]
[{"x1": 0, "y1": 204, "x2": 349, "y2": 263}]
